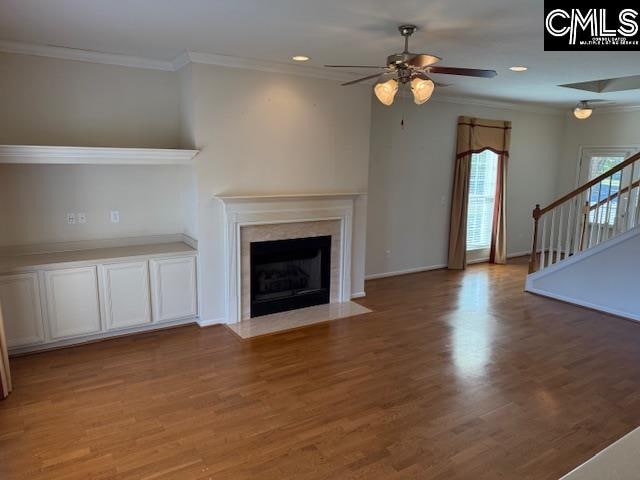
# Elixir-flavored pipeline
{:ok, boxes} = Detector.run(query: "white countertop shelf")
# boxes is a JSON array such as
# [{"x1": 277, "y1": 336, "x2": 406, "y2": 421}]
[
  {"x1": 0, "y1": 145, "x2": 199, "y2": 165},
  {"x1": 0, "y1": 242, "x2": 196, "y2": 273}
]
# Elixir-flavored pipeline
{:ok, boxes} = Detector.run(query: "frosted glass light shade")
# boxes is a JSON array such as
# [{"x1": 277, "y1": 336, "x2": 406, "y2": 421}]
[
  {"x1": 374, "y1": 78, "x2": 398, "y2": 106},
  {"x1": 410, "y1": 77, "x2": 435, "y2": 105},
  {"x1": 573, "y1": 106, "x2": 593, "y2": 119}
]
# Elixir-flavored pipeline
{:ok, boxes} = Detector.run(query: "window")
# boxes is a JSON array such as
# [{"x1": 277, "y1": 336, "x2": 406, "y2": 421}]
[
  {"x1": 588, "y1": 156, "x2": 625, "y2": 225},
  {"x1": 466, "y1": 150, "x2": 499, "y2": 252}
]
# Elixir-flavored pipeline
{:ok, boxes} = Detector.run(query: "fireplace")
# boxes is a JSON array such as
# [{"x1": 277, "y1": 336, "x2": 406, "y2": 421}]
[{"x1": 250, "y1": 235, "x2": 331, "y2": 317}]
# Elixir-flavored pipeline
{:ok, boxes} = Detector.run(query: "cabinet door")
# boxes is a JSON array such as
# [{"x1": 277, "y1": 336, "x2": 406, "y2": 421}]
[
  {"x1": 150, "y1": 256, "x2": 197, "y2": 322},
  {"x1": 100, "y1": 261, "x2": 151, "y2": 330},
  {"x1": 44, "y1": 266, "x2": 102, "y2": 339},
  {"x1": 0, "y1": 273, "x2": 45, "y2": 347}
]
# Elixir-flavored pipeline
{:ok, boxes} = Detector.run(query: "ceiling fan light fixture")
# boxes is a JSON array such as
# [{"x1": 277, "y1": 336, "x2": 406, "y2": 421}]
[
  {"x1": 573, "y1": 101, "x2": 593, "y2": 120},
  {"x1": 509, "y1": 65, "x2": 528, "y2": 72},
  {"x1": 410, "y1": 76, "x2": 435, "y2": 105},
  {"x1": 374, "y1": 77, "x2": 398, "y2": 106},
  {"x1": 291, "y1": 55, "x2": 310, "y2": 62},
  {"x1": 329, "y1": 24, "x2": 496, "y2": 106}
]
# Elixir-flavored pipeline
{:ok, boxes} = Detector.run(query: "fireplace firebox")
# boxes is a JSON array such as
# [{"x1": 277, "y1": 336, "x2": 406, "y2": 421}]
[{"x1": 250, "y1": 235, "x2": 331, "y2": 317}]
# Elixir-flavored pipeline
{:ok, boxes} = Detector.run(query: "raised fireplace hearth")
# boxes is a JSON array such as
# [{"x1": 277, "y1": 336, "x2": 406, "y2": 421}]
[{"x1": 250, "y1": 236, "x2": 331, "y2": 317}]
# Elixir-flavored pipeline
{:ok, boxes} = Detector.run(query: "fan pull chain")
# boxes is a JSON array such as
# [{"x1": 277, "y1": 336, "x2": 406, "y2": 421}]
[{"x1": 400, "y1": 90, "x2": 407, "y2": 129}]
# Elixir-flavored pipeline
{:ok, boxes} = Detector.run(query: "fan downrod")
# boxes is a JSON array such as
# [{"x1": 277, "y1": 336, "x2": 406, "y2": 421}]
[{"x1": 399, "y1": 25, "x2": 416, "y2": 53}]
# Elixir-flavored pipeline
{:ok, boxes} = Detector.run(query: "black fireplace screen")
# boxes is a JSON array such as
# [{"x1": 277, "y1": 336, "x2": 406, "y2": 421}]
[{"x1": 250, "y1": 235, "x2": 331, "y2": 317}]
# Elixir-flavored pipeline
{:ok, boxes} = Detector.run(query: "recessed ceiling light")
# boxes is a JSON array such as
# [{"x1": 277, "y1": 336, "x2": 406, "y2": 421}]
[
  {"x1": 292, "y1": 55, "x2": 310, "y2": 62},
  {"x1": 509, "y1": 65, "x2": 528, "y2": 72}
]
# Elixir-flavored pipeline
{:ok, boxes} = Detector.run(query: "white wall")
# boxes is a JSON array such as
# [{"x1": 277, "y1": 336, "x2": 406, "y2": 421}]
[
  {"x1": 0, "y1": 52, "x2": 181, "y2": 148},
  {"x1": 366, "y1": 98, "x2": 565, "y2": 277},
  {"x1": 0, "y1": 164, "x2": 195, "y2": 246},
  {"x1": 185, "y1": 63, "x2": 372, "y2": 322},
  {"x1": 556, "y1": 110, "x2": 640, "y2": 196}
]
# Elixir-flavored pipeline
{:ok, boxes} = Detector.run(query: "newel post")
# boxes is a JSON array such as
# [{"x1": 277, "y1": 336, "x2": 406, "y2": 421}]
[{"x1": 528, "y1": 204, "x2": 541, "y2": 274}]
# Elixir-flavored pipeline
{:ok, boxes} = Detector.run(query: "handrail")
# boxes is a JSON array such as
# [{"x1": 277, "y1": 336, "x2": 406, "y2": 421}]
[
  {"x1": 535, "y1": 151, "x2": 640, "y2": 218},
  {"x1": 528, "y1": 149, "x2": 640, "y2": 274},
  {"x1": 588, "y1": 178, "x2": 640, "y2": 211}
]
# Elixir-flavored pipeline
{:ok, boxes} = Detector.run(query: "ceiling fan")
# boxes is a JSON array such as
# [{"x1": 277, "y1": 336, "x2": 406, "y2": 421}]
[{"x1": 326, "y1": 25, "x2": 497, "y2": 106}]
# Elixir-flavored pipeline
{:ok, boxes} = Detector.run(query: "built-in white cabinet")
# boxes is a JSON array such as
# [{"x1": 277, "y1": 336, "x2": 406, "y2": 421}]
[
  {"x1": 44, "y1": 266, "x2": 102, "y2": 339},
  {"x1": 0, "y1": 244, "x2": 197, "y2": 353},
  {"x1": 100, "y1": 261, "x2": 151, "y2": 330},
  {"x1": 150, "y1": 256, "x2": 197, "y2": 322},
  {"x1": 0, "y1": 273, "x2": 45, "y2": 347}
]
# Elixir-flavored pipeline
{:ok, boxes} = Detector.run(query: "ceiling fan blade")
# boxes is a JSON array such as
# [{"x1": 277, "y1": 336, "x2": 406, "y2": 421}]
[
  {"x1": 341, "y1": 73, "x2": 384, "y2": 86},
  {"x1": 406, "y1": 54, "x2": 442, "y2": 68},
  {"x1": 325, "y1": 65, "x2": 387, "y2": 69},
  {"x1": 427, "y1": 66, "x2": 497, "y2": 78}
]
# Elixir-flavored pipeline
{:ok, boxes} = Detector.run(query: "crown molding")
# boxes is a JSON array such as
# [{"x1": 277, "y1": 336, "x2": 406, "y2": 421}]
[
  {"x1": 432, "y1": 94, "x2": 564, "y2": 115},
  {"x1": 3, "y1": 40, "x2": 639, "y2": 114},
  {"x1": 0, "y1": 40, "x2": 358, "y2": 82},
  {"x1": 176, "y1": 51, "x2": 357, "y2": 82},
  {"x1": 0, "y1": 40, "x2": 175, "y2": 71},
  {"x1": 396, "y1": 89, "x2": 563, "y2": 115},
  {"x1": 595, "y1": 104, "x2": 640, "y2": 114},
  {"x1": 171, "y1": 51, "x2": 192, "y2": 71}
]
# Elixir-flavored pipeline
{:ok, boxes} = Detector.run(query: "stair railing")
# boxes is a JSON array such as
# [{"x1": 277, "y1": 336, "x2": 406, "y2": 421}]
[{"x1": 529, "y1": 151, "x2": 640, "y2": 274}]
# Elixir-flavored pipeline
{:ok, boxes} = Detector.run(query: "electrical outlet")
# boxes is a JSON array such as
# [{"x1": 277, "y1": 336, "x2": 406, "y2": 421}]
[
  {"x1": 385, "y1": 249, "x2": 391, "y2": 258},
  {"x1": 66, "y1": 213, "x2": 76, "y2": 225},
  {"x1": 77, "y1": 212, "x2": 87, "y2": 224},
  {"x1": 110, "y1": 210, "x2": 120, "y2": 223}
]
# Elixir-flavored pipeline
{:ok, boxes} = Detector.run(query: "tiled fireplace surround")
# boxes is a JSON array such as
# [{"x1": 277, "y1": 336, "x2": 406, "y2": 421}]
[{"x1": 214, "y1": 193, "x2": 360, "y2": 324}]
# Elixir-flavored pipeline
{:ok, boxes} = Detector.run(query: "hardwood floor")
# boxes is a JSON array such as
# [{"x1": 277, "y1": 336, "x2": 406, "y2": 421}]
[{"x1": 2, "y1": 258, "x2": 640, "y2": 479}]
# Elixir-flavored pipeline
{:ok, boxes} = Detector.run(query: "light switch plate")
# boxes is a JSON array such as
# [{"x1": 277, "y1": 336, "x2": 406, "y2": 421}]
[
  {"x1": 77, "y1": 212, "x2": 86, "y2": 224},
  {"x1": 66, "y1": 213, "x2": 76, "y2": 225},
  {"x1": 110, "y1": 210, "x2": 120, "y2": 223}
]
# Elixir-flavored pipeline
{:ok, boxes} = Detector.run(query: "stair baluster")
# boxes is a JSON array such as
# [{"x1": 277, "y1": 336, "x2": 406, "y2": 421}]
[{"x1": 529, "y1": 151, "x2": 640, "y2": 274}]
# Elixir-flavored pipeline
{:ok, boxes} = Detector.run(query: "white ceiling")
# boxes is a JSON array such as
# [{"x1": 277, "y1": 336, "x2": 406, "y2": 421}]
[{"x1": 2, "y1": 0, "x2": 640, "y2": 108}]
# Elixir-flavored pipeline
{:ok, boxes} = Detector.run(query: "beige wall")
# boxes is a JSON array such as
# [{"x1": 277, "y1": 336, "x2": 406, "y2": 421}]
[
  {"x1": 366, "y1": 98, "x2": 565, "y2": 277},
  {"x1": 0, "y1": 164, "x2": 195, "y2": 246},
  {"x1": 556, "y1": 110, "x2": 640, "y2": 196},
  {"x1": 0, "y1": 53, "x2": 193, "y2": 247},
  {"x1": 0, "y1": 52, "x2": 181, "y2": 148},
  {"x1": 186, "y1": 63, "x2": 372, "y2": 321}
]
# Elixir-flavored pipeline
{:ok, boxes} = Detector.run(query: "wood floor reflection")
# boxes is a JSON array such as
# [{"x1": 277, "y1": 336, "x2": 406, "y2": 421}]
[{"x1": 2, "y1": 257, "x2": 640, "y2": 479}]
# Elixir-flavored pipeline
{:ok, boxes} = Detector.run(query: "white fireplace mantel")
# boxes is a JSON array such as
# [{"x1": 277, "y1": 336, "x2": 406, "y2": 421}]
[
  {"x1": 214, "y1": 192, "x2": 364, "y2": 202},
  {"x1": 213, "y1": 192, "x2": 364, "y2": 324}
]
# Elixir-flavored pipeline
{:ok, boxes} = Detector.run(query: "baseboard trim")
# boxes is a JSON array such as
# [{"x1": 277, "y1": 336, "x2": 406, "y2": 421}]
[
  {"x1": 365, "y1": 251, "x2": 531, "y2": 281},
  {"x1": 350, "y1": 291, "x2": 366, "y2": 299},
  {"x1": 197, "y1": 317, "x2": 228, "y2": 327},
  {"x1": 365, "y1": 264, "x2": 447, "y2": 280},
  {"x1": 9, "y1": 316, "x2": 198, "y2": 356},
  {"x1": 525, "y1": 286, "x2": 640, "y2": 322}
]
